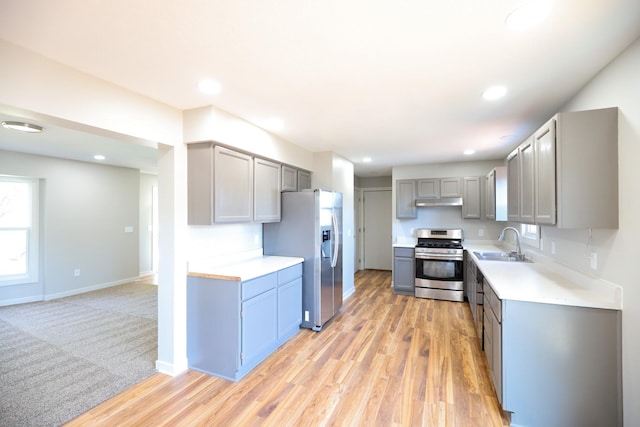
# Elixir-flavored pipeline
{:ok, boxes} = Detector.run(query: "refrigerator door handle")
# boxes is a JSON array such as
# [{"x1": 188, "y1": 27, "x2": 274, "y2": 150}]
[{"x1": 331, "y1": 212, "x2": 339, "y2": 268}]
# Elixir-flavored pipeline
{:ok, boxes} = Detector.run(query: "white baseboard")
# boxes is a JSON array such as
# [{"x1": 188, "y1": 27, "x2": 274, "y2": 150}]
[
  {"x1": 343, "y1": 286, "x2": 356, "y2": 300},
  {"x1": 44, "y1": 276, "x2": 141, "y2": 301},
  {"x1": 156, "y1": 358, "x2": 189, "y2": 376},
  {"x1": 0, "y1": 295, "x2": 43, "y2": 307}
]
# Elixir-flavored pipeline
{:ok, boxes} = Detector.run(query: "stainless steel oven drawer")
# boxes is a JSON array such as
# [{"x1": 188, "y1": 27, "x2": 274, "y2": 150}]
[
  {"x1": 415, "y1": 278, "x2": 463, "y2": 291},
  {"x1": 415, "y1": 287, "x2": 464, "y2": 301}
]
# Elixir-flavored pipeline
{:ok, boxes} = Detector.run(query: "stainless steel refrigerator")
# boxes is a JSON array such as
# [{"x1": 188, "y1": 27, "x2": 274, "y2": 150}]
[{"x1": 263, "y1": 189, "x2": 343, "y2": 331}]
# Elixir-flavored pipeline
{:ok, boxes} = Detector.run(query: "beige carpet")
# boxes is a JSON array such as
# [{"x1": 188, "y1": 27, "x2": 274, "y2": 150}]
[{"x1": 0, "y1": 281, "x2": 157, "y2": 427}]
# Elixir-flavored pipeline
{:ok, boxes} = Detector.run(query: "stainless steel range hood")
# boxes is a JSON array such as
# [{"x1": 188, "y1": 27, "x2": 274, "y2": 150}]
[{"x1": 415, "y1": 197, "x2": 463, "y2": 207}]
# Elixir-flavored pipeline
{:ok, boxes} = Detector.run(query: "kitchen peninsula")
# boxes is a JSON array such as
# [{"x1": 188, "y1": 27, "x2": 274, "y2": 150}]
[{"x1": 186, "y1": 254, "x2": 303, "y2": 381}]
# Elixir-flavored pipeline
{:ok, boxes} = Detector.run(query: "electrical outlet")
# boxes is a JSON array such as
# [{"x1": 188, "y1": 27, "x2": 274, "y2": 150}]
[
  {"x1": 590, "y1": 252, "x2": 597, "y2": 270},
  {"x1": 551, "y1": 241, "x2": 556, "y2": 255},
  {"x1": 478, "y1": 228, "x2": 485, "y2": 237},
  {"x1": 74, "y1": 269, "x2": 80, "y2": 277}
]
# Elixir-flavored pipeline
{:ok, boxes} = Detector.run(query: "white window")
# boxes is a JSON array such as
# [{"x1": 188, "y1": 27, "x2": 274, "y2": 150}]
[
  {"x1": 0, "y1": 176, "x2": 39, "y2": 286},
  {"x1": 520, "y1": 223, "x2": 540, "y2": 248}
]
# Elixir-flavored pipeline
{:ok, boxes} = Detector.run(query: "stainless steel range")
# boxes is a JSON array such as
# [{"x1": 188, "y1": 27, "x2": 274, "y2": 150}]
[{"x1": 414, "y1": 228, "x2": 464, "y2": 301}]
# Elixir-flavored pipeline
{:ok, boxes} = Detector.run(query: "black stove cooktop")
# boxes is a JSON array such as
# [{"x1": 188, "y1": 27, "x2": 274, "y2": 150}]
[{"x1": 416, "y1": 239, "x2": 463, "y2": 249}]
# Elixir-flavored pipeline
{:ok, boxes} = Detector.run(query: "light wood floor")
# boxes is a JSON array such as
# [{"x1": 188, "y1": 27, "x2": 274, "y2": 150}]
[{"x1": 65, "y1": 270, "x2": 508, "y2": 426}]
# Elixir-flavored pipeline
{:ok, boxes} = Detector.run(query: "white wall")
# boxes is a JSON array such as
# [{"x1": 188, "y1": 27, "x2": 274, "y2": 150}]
[
  {"x1": 392, "y1": 160, "x2": 507, "y2": 244},
  {"x1": 0, "y1": 150, "x2": 140, "y2": 304},
  {"x1": 0, "y1": 39, "x2": 181, "y2": 147},
  {"x1": 183, "y1": 106, "x2": 313, "y2": 171},
  {"x1": 529, "y1": 37, "x2": 640, "y2": 426},
  {"x1": 139, "y1": 172, "x2": 157, "y2": 275}
]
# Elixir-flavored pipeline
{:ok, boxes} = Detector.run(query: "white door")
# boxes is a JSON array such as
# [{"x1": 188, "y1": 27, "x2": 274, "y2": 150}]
[{"x1": 363, "y1": 190, "x2": 392, "y2": 270}]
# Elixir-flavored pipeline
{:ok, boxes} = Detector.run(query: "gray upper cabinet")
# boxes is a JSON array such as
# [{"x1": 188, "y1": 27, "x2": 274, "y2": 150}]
[
  {"x1": 188, "y1": 142, "x2": 215, "y2": 225},
  {"x1": 486, "y1": 166, "x2": 507, "y2": 221},
  {"x1": 417, "y1": 178, "x2": 439, "y2": 198},
  {"x1": 462, "y1": 176, "x2": 481, "y2": 219},
  {"x1": 281, "y1": 165, "x2": 297, "y2": 192},
  {"x1": 187, "y1": 143, "x2": 253, "y2": 224},
  {"x1": 417, "y1": 177, "x2": 462, "y2": 198},
  {"x1": 486, "y1": 169, "x2": 496, "y2": 220},
  {"x1": 506, "y1": 149, "x2": 520, "y2": 222},
  {"x1": 533, "y1": 119, "x2": 556, "y2": 225},
  {"x1": 507, "y1": 107, "x2": 618, "y2": 228},
  {"x1": 282, "y1": 166, "x2": 312, "y2": 191},
  {"x1": 297, "y1": 169, "x2": 312, "y2": 190},
  {"x1": 188, "y1": 143, "x2": 313, "y2": 224},
  {"x1": 507, "y1": 138, "x2": 534, "y2": 224},
  {"x1": 520, "y1": 137, "x2": 535, "y2": 224},
  {"x1": 396, "y1": 179, "x2": 417, "y2": 219},
  {"x1": 254, "y1": 158, "x2": 281, "y2": 222},
  {"x1": 440, "y1": 177, "x2": 463, "y2": 197},
  {"x1": 214, "y1": 146, "x2": 254, "y2": 223},
  {"x1": 554, "y1": 107, "x2": 618, "y2": 228}
]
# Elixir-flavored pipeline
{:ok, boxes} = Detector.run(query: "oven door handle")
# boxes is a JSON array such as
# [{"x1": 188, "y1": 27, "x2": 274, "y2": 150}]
[{"x1": 415, "y1": 253, "x2": 464, "y2": 261}]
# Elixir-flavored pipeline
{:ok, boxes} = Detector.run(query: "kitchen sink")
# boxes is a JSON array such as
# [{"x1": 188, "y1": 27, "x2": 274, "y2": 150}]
[{"x1": 473, "y1": 251, "x2": 532, "y2": 263}]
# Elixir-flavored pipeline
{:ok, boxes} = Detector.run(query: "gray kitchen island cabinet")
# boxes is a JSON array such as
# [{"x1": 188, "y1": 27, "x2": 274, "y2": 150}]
[
  {"x1": 483, "y1": 280, "x2": 621, "y2": 427},
  {"x1": 187, "y1": 262, "x2": 302, "y2": 382}
]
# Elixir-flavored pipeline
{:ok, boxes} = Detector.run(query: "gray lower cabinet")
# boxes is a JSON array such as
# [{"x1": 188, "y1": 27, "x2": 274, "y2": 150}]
[
  {"x1": 393, "y1": 247, "x2": 415, "y2": 295},
  {"x1": 483, "y1": 280, "x2": 621, "y2": 427},
  {"x1": 187, "y1": 263, "x2": 302, "y2": 382}
]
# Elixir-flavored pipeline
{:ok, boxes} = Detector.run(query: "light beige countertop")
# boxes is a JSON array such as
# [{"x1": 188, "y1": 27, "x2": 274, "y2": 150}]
[
  {"x1": 188, "y1": 253, "x2": 303, "y2": 282},
  {"x1": 464, "y1": 243, "x2": 622, "y2": 311}
]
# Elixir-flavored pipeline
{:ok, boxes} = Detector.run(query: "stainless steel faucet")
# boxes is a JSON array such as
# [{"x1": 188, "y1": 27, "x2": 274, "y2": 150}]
[{"x1": 498, "y1": 227, "x2": 524, "y2": 260}]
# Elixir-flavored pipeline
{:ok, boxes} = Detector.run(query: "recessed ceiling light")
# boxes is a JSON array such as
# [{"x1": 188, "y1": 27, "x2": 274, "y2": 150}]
[
  {"x1": 93, "y1": 154, "x2": 106, "y2": 161},
  {"x1": 198, "y1": 79, "x2": 221, "y2": 95},
  {"x1": 362, "y1": 157, "x2": 372, "y2": 163},
  {"x1": 505, "y1": 1, "x2": 551, "y2": 31},
  {"x1": 464, "y1": 149, "x2": 475, "y2": 155},
  {"x1": 2, "y1": 121, "x2": 43, "y2": 133},
  {"x1": 482, "y1": 85, "x2": 507, "y2": 101}
]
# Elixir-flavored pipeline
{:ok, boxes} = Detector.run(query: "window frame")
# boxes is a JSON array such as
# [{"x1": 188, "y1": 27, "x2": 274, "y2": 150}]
[
  {"x1": 0, "y1": 176, "x2": 39, "y2": 286},
  {"x1": 520, "y1": 223, "x2": 540, "y2": 249}
]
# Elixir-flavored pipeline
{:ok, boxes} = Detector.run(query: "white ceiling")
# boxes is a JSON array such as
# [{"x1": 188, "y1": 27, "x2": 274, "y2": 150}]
[{"x1": 1, "y1": 0, "x2": 639, "y2": 176}]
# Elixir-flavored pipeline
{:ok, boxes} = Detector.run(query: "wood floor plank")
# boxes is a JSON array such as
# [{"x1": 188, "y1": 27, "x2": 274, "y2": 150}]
[{"x1": 65, "y1": 269, "x2": 508, "y2": 426}]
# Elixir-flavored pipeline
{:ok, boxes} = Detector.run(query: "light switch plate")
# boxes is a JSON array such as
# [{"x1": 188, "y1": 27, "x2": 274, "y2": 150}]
[{"x1": 590, "y1": 252, "x2": 597, "y2": 270}]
